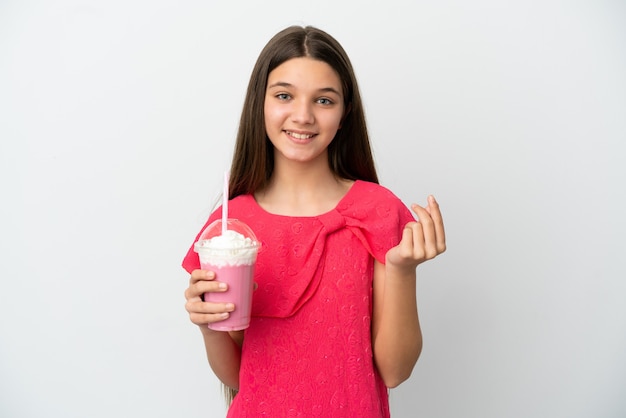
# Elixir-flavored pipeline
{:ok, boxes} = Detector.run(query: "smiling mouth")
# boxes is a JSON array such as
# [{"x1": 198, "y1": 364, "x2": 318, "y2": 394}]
[{"x1": 286, "y1": 131, "x2": 315, "y2": 140}]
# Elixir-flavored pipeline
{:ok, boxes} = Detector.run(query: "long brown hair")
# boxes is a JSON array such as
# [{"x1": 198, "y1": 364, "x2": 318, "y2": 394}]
[{"x1": 228, "y1": 25, "x2": 378, "y2": 199}]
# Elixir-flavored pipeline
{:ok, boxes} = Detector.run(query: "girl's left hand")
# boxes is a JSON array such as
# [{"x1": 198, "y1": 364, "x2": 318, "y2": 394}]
[{"x1": 386, "y1": 195, "x2": 446, "y2": 271}]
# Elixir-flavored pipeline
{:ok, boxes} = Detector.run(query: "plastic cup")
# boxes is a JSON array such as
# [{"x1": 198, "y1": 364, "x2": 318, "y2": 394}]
[{"x1": 194, "y1": 219, "x2": 260, "y2": 331}]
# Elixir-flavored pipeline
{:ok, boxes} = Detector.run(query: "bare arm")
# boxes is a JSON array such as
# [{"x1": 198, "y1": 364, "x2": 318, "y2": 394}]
[
  {"x1": 372, "y1": 195, "x2": 446, "y2": 388},
  {"x1": 185, "y1": 269, "x2": 242, "y2": 389},
  {"x1": 199, "y1": 328, "x2": 242, "y2": 390},
  {"x1": 372, "y1": 261, "x2": 422, "y2": 388}
]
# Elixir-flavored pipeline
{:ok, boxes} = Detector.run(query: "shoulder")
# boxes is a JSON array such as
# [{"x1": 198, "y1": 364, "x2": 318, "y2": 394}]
[
  {"x1": 338, "y1": 180, "x2": 412, "y2": 221},
  {"x1": 349, "y1": 180, "x2": 405, "y2": 207},
  {"x1": 228, "y1": 194, "x2": 259, "y2": 215},
  {"x1": 337, "y1": 181, "x2": 415, "y2": 261},
  {"x1": 354, "y1": 180, "x2": 396, "y2": 195}
]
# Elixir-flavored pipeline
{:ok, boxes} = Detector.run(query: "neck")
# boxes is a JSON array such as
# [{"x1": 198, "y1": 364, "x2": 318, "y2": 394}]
[
  {"x1": 277, "y1": 159, "x2": 336, "y2": 188},
  {"x1": 255, "y1": 158, "x2": 353, "y2": 216}
]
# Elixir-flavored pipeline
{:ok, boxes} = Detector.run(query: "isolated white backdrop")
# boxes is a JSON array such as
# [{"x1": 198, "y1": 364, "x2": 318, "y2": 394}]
[{"x1": 1, "y1": 1, "x2": 625, "y2": 417}]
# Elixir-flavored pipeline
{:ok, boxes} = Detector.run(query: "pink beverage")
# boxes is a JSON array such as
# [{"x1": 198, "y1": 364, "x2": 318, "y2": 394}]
[
  {"x1": 201, "y1": 263, "x2": 255, "y2": 331},
  {"x1": 194, "y1": 219, "x2": 260, "y2": 331}
]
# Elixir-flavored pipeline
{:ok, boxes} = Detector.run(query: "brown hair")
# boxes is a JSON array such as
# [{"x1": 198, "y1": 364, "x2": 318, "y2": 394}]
[{"x1": 228, "y1": 25, "x2": 378, "y2": 199}]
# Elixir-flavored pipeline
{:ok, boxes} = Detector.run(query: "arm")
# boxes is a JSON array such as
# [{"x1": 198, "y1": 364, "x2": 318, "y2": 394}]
[
  {"x1": 372, "y1": 195, "x2": 446, "y2": 388},
  {"x1": 199, "y1": 328, "x2": 242, "y2": 390},
  {"x1": 372, "y1": 260, "x2": 421, "y2": 388},
  {"x1": 185, "y1": 269, "x2": 242, "y2": 389}
]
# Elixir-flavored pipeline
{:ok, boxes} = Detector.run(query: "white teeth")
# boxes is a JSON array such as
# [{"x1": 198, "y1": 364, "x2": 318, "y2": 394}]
[{"x1": 288, "y1": 131, "x2": 314, "y2": 140}]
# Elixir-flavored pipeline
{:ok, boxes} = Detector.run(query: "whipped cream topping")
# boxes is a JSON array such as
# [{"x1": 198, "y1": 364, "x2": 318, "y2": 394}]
[{"x1": 195, "y1": 230, "x2": 259, "y2": 267}]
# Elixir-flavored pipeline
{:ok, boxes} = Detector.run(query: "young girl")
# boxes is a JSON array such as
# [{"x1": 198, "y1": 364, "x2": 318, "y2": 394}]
[{"x1": 182, "y1": 25, "x2": 446, "y2": 417}]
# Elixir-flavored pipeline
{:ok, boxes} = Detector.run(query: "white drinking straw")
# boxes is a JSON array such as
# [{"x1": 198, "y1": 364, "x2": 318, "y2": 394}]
[{"x1": 222, "y1": 169, "x2": 230, "y2": 235}]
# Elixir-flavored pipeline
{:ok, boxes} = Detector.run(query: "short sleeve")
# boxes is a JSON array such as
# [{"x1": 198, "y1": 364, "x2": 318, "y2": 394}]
[
  {"x1": 181, "y1": 209, "x2": 222, "y2": 273},
  {"x1": 337, "y1": 181, "x2": 415, "y2": 264}
]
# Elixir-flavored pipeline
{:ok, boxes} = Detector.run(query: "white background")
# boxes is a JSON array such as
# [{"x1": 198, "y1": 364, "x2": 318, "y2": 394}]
[{"x1": 1, "y1": 1, "x2": 625, "y2": 417}]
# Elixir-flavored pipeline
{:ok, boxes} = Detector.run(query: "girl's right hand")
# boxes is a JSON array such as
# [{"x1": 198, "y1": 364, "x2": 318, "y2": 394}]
[{"x1": 184, "y1": 269, "x2": 234, "y2": 327}]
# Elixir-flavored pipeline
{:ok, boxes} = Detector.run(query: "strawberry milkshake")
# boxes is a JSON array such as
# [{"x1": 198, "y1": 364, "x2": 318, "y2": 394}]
[{"x1": 194, "y1": 220, "x2": 260, "y2": 331}]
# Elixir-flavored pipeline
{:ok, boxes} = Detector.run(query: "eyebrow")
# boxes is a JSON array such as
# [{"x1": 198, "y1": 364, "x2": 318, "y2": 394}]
[{"x1": 267, "y1": 81, "x2": 342, "y2": 96}]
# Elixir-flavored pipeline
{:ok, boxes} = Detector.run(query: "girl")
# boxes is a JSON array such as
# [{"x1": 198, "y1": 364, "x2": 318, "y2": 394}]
[{"x1": 183, "y1": 25, "x2": 446, "y2": 417}]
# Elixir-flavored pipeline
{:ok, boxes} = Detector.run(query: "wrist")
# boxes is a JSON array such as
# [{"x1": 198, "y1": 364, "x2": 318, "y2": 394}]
[
  {"x1": 199, "y1": 324, "x2": 221, "y2": 339},
  {"x1": 385, "y1": 262, "x2": 417, "y2": 281}
]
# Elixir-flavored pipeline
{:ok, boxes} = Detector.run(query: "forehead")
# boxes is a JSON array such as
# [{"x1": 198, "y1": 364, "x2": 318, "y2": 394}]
[{"x1": 267, "y1": 57, "x2": 342, "y2": 93}]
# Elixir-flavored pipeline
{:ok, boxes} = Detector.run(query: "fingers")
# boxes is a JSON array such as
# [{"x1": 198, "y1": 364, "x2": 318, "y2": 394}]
[
  {"x1": 410, "y1": 204, "x2": 436, "y2": 259},
  {"x1": 410, "y1": 204, "x2": 438, "y2": 260},
  {"x1": 409, "y1": 195, "x2": 446, "y2": 261},
  {"x1": 184, "y1": 269, "x2": 234, "y2": 327},
  {"x1": 189, "y1": 268, "x2": 215, "y2": 285},
  {"x1": 426, "y1": 195, "x2": 447, "y2": 254},
  {"x1": 186, "y1": 301, "x2": 235, "y2": 327},
  {"x1": 185, "y1": 269, "x2": 223, "y2": 299},
  {"x1": 397, "y1": 223, "x2": 423, "y2": 260}
]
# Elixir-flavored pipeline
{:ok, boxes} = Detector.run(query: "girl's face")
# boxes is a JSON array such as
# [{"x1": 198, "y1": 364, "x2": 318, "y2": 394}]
[{"x1": 264, "y1": 57, "x2": 345, "y2": 167}]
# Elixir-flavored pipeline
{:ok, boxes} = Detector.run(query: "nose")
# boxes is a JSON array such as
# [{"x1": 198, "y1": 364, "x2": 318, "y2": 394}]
[{"x1": 291, "y1": 99, "x2": 314, "y2": 125}]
